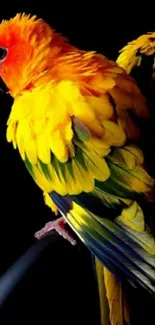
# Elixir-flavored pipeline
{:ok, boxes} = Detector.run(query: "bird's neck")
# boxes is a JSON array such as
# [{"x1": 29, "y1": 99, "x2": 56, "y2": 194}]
[{"x1": 11, "y1": 43, "x2": 76, "y2": 98}]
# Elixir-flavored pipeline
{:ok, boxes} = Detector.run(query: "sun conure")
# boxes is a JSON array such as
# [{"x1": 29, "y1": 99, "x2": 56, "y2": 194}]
[{"x1": 0, "y1": 13, "x2": 154, "y2": 325}]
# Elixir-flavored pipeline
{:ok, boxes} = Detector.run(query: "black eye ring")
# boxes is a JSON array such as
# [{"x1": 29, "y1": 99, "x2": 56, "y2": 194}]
[{"x1": 0, "y1": 47, "x2": 8, "y2": 63}]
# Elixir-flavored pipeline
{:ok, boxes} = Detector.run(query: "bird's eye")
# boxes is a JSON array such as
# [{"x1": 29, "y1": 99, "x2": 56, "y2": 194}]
[{"x1": 0, "y1": 47, "x2": 8, "y2": 63}]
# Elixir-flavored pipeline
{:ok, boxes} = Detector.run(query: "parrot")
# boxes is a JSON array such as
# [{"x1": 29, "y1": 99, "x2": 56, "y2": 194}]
[{"x1": 0, "y1": 13, "x2": 155, "y2": 325}]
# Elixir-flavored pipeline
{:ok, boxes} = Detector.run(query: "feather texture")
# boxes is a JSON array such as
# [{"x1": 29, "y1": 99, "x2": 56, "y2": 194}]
[
  {"x1": 95, "y1": 258, "x2": 110, "y2": 325},
  {"x1": 103, "y1": 267, "x2": 130, "y2": 325},
  {"x1": 48, "y1": 192, "x2": 155, "y2": 294},
  {"x1": 116, "y1": 32, "x2": 155, "y2": 74}
]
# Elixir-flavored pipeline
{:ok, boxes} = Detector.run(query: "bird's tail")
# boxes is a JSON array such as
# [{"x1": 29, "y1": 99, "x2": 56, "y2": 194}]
[
  {"x1": 94, "y1": 258, "x2": 110, "y2": 325},
  {"x1": 49, "y1": 191, "x2": 155, "y2": 293},
  {"x1": 95, "y1": 258, "x2": 130, "y2": 325}
]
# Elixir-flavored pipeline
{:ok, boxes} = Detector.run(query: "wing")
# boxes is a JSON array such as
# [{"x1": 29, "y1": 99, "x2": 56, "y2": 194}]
[
  {"x1": 116, "y1": 32, "x2": 155, "y2": 75},
  {"x1": 117, "y1": 32, "x2": 155, "y2": 178},
  {"x1": 6, "y1": 51, "x2": 150, "y2": 195}
]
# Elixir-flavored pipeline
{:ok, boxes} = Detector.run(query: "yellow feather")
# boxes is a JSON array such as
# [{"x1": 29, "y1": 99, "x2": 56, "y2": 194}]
[
  {"x1": 124, "y1": 145, "x2": 144, "y2": 165},
  {"x1": 95, "y1": 258, "x2": 110, "y2": 325},
  {"x1": 109, "y1": 149, "x2": 154, "y2": 193},
  {"x1": 103, "y1": 267, "x2": 130, "y2": 325},
  {"x1": 113, "y1": 145, "x2": 144, "y2": 169},
  {"x1": 32, "y1": 88, "x2": 51, "y2": 118},
  {"x1": 56, "y1": 80, "x2": 105, "y2": 137},
  {"x1": 85, "y1": 94, "x2": 114, "y2": 120},
  {"x1": 16, "y1": 123, "x2": 25, "y2": 160},
  {"x1": 6, "y1": 121, "x2": 17, "y2": 149},
  {"x1": 127, "y1": 166, "x2": 154, "y2": 192},
  {"x1": 117, "y1": 32, "x2": 155, "y2": 73},
  {"x1": 73, "y1": 101, "x2": 104, "y2": 137},
  {"x1": 32, "y1": 165, "x2": 53, "y2": 192},
  {"x1": 31, "y1": 119, "x2": 46, "y2": 135},
  {"x1": 36, "y1": 133, "x2": 51, "y2": 164},
  {"x1": 95, "y1": 259, "x2": 130, "y2": 325},
  {"x1": 43, "y1": 192, "x2": 58, "y2": 215},
  {"x1": 49, "y1": 129, "x2": 68, "y2": 163},
  {"x1": 106, "y1": 66, "x2": 123, "y2": 74},
  {"x1": 48, "y1": 169, "x2": 68, "y2": 195},
  {"x1": 75, "y1": 143, "x2": 111, "y2": 182},
  {"x1": 71, "y1": 159, "x2": 94, "y2": 193},
  {"x1": 8, "y1": 93, "x2": 31, "y2": 120},
  {"x1": 50, "y1": 158, "x2": 83, "y2": 194},
  {"x1": 86, "y1": 138, "x2": 111, "y2": 157},
  {"x1": 117, "y1": 201, "x2": 145, "y2": 232},
  {"x1": 102, "y1": 120, "x2": 126, "y2": 146},
  {"x1": 117, "y1": 109, "x2": 140, "y2": 140},
  {"x1": 22, "y1": 123, "x2": 37, "y2": 165},
  {"x1": 63, "y1": 120, "x2": 74, "y2": 143},
  {"x1": 86, "y1": 154, "x2": 110, "y2": 181},
  {"x1": 91, "y1": 73, "x2": 116, "y2": 90},
  {"x1": 109, "y1": 87, "x2": 134, "y2": 110},
  {"x1": 116, "y1": 202, "x2": 155, "y2": 255},
  {"x1": 70, "y1": 160, "x2": 88, "y2": 193}
]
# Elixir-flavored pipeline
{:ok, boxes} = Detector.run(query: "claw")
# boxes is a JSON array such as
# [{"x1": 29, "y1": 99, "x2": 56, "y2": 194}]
[{"x1": 34, "y1": 217, "x2": 77, "y2": 246}]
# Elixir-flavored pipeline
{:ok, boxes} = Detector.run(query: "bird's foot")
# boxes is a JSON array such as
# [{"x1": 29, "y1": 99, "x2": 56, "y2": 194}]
[{"x1": 34, "y1": 217, "x2": 77, "y2": 246}]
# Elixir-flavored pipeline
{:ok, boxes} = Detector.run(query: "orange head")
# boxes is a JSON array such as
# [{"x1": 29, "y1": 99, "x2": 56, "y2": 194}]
[{"x1": 0, "y1": 13, "x2": 69, "y2": 97}]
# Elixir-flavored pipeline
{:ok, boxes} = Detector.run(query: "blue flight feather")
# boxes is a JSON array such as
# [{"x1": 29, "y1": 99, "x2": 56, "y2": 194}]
[{"x1": 49, "y1": 191, "x2": 155, "y2": 294}]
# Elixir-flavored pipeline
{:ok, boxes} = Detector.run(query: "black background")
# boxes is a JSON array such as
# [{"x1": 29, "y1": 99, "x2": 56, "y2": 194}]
[{"x1": 0, "y1": 2, "x2": 154, "y2": 324}]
